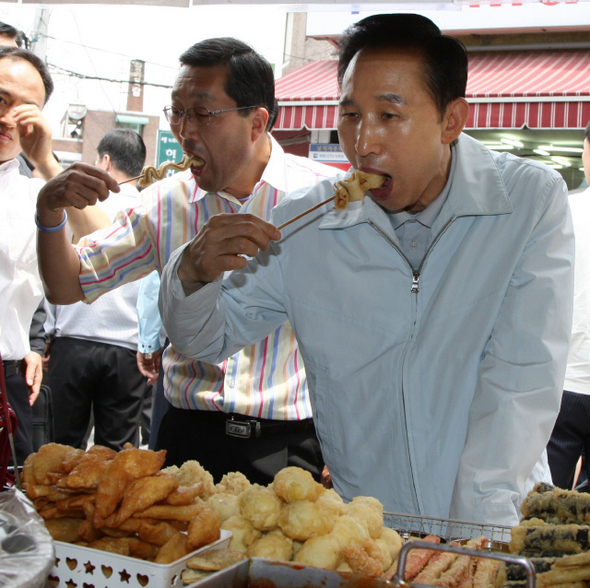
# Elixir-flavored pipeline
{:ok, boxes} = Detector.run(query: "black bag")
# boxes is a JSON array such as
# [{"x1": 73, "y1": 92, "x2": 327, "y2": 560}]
[{"x1": 32, "y1": 383, "x2": 54, "y2": 451}]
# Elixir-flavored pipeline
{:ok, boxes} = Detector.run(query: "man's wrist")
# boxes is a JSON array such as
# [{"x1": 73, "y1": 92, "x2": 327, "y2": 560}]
[{"x1": 35, "y1": 209, "x2": 68, "y2": 233}]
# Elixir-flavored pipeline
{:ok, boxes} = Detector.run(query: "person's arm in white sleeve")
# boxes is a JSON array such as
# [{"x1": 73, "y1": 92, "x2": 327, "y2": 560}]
[
  {"x1": 450, "y1": 173, "x2": 574, "y2": 526},
  {"x1": 136, "y1": 271, "x2": 164, "y2": 385}
]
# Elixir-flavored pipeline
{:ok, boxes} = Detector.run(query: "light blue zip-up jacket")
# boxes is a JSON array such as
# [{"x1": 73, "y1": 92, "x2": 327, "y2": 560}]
[{"x1": 161, "y1": 133, "x2": 574, "y2": 526}]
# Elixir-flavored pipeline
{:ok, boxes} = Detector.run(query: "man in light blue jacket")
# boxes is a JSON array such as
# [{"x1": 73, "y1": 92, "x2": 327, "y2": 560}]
[{"x1": 159, "y1": 14, "x2": 574, "y2": 525}]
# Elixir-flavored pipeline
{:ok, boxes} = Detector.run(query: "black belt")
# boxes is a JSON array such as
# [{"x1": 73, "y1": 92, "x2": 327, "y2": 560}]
[
  {"x1": 2, "y1": 361, "x2": 20, "y2": 379},
  {"x1": 187, "y1": 409, "x2": 314, "y2": 439}
]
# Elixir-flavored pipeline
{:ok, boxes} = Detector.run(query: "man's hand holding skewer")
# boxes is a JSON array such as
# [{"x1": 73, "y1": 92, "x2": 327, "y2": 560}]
[{"x1": 177, "y1": 213, "x2": 281, "y2": 297}]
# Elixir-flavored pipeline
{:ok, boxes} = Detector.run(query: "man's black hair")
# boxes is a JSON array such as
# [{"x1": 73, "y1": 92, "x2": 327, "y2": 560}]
[
  {"x1": 0, "y1": 46, "x2": 53, "y2": 103},
  {"x1": 97, "y1": 129, "x2": 146, "y2": 178},
  {"x1": 0, "y1": 22, "x2": 18, "y2": 41},
  {"x1": 179, "y1": 37, "x2": 278, "y2": 131},
  {"x1": 337, "y1": 13, "x2": 468, "y2": 119}
]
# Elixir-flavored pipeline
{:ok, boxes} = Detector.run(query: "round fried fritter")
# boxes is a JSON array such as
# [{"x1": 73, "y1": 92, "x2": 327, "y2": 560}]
[
  {"x1": 346, "y1": 497, "x2": 384, "y2": 539},
  {"x1": 317, "y1": 489, "x2": 347, "y2": 517},
  {"x1": 239, "y1": 485, "x2": 283, "y2": 531},
  {"x1": 216, "y1": 472, "x2": 251, "y2": 496},
  {"x1": 221, "y1": 515, "x2": 262, "y2": 553},
  {"x1": 379, "y1": 526, "x2": 403, "y2": 561},
  {"x1": 278, "y1": 500, "x2": 337, "y2": 541},
  {"x1": 247, "y1": 532, "x2": 293, "y2": 561},
  {"x1": 206, "y1": 492, "x2": 241, "y2": 522},
  {"x1": 273, "y1": 466, "x2": 323, "y2": 503},
  {"x1": 329, "y1": 514, "x2": 370, "y2": 549},
  {"x1": 294, "y1": 534, "x2": 342, "y2": 570}
]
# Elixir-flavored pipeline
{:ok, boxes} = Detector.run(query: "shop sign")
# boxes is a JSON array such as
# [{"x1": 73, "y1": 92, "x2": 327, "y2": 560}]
[{"x1": 156, "y1": 130, "x2": 183, "y2": 177}]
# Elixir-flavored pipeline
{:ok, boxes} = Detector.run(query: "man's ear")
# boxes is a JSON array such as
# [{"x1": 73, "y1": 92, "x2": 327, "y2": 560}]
[
  {"x1": 441, "y1": 98, "x2": 469, "y2": 145},
  {"x1": 251, "y1": 107, "x2": 270, "y2": 142},
  {"x1": 97, "y1": 153, "x2": 112, "y2": 172}
]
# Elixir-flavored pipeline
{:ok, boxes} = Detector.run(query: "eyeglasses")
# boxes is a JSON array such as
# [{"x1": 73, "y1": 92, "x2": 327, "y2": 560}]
[{"x1": 163, "y1": 105, "x2": 256, "y2": 127}]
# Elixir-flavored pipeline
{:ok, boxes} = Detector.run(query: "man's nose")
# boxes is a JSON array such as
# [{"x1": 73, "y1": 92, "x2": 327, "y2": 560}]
[
  {"x1": 178, "y1": 115, "x2": 199, "y2": 140},
  {"x1": 355, "y1": 117, "x2": 382, "y2": 158},
  {"x1": 0, "y1": 108, "x2": 15, "y2": 127}
]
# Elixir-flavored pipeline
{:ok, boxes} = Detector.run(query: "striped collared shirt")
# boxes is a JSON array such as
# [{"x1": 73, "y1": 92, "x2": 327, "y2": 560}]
[{"x1": 77, "y1": 136, "x2": 335, "y2": 420}]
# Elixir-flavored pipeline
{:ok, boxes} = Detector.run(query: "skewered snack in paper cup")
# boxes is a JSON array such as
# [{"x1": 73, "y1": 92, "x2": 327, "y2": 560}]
[
  {"x1": 333, "y1": 170, "x2": 387, "y2": 210},
  {"x1": 138, "y1": 153, "x2": 204, "y2": 187}
]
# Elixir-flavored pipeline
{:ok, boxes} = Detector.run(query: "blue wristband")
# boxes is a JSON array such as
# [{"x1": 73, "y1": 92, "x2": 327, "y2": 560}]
[{"x1": 35, "y1": 210, "x2": 68, "y2": 233}]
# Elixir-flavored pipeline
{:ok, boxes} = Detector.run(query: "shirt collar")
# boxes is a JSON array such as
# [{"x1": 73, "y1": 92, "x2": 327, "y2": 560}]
[
  {"x1": 192, "y1": 133, "x2": 282, "y2": 207},
  {"x1": 0, "y1": 159, "x2": 20, "y2": 175},
  {"x1": 387, "y1": 143, "x2": 457, "y2": 230}
]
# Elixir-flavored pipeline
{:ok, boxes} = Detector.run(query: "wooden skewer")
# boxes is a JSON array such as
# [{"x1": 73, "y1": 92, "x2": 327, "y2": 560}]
[
  {"x1": 277, "y1": 195, "x2": 336, "y2": 230},
  {"x1": 118, "y1": 175, "x2": 142, "y2": 186}
]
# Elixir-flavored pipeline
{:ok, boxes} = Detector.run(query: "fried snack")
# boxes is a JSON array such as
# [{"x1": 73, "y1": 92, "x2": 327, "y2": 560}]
[
  {"x1": 239, "y1": 485, "x2": 283, "y2": 531},
  {"x1": 129, "y1": 538, "x2": 159, "y2": 560},
  {"x1": 333, "y1": 170, "x2": 386, "y2": 210},
  {"x1": 509, "y1": 522, "x2": 590, "y2": 555},
  {"x1": 137, "y1": 521, "x2": 177, "y2": 546},
  {"x1": 272, "y1": 466, "x2": 323, "y2": 503},
  {"x1": 294, "y1": 534, "x2": 342, "y2": 570},
  {"x1": 187, "y1": 548, "x2": 247, "y2": 571},
  {"x1": 216, "y1": 472, "x2": 251, "y2": 496},
  {"x1": 56, "y1": 452, "x2": 111, "y2": 490},
  {"x1": 56, "y1": 493, "x2": 96, "y2": 512},
  {"x1": 44, "y1": 517, "x2": 83, "y2": 543},
  {"x1": 473, "y1": 558, "x2": 500, "y2": 588},
  {"x1": 132, "y1": 502, "x2": 204, "y2": 522},
  {"x1": 93, "y1": 447, "x2": 166, "y2": 526},
  {"x1": 187, "y1": 506, "x2": 221, "y2": 551},
  {"x1": 163, "y1": 460, "x2": 216, "y2": 499},
  {"x1": 247, "y1": 532, "x2": 294, "y2": 561},
  {"x1": 413, "y1": 549, "x2": 459, "y2": 585},
  {"x1": 164, "y1": 483, "x2": 204, "y2": 506},
  {"x1": 206, "y1": 492, "x2": 241, "y2": 522},
  {"x1": 22, "y1": 453, "x2": 34, "y2": 485},
  {"x1": 379, "y1": 526, "x2": 403, "y2": 561},
  {"x1": 279, "y1": 499, "x2": 338, "y2": 541},
  {"x1": 343, "y1": 539, "x2": 384, "y2": 577},
  {"x1": 375, "y1": 538, "x2": 393, "y2": 572},
  {"x1": 329, "y1": 514, "x2": 370, "y2": 549},
  {"x1": 181, "y1": 568, "x2": 211, "y2": 585},
  {"x1": 105, "y1": 474, "x2": 179, "y2": 527},
  {"x1": 346, "y1": 496, "x2": 384, "y2": 540},
  {"x1": 155, "y1": 530, "x2": 189, "y2": 564},
  {"x1": 401, "y1": 535, "x2": 442, "y2": 580},
  {"x1": 22, "y1": 482, "x2": 73, "y2": 501},
  {"x1": 138, "y1": 153, "x2": 204, "y2": 188},
  {"x1": 31, "y1": 443, "x2": 81, "y2": 484},
  {"x1": 78, "y1": 519, "x2": 104, "y2": 543},
  {"x1": 88, "y1": 536, "x2": 132, "y2": 556},
  {"x1": 316, "y1": 488, "x2": 347, "y2": 517},
  {"x1": 221, "y1": 514, "x2": 262, "y2": 552},
  {"x1": 521, "y1": 483, "x2": 590, "y2": 525}
]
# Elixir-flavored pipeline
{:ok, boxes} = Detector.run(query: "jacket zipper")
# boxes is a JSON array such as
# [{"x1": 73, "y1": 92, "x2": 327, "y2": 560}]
[{"x1": 367, "y1": 216, "x2": 457, "y2": 514}]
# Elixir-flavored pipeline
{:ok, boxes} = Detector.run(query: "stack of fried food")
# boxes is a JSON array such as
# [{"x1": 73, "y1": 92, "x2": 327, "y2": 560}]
[
  {"x1": 180, "y1": 465, "x2": 495, "y2": 586},
  {"x1": 506, "y1": 482, "x2": 590, "y2": 588},
  {"x1": 23, "y1": 443, "x2": 221, "y2": 564}
]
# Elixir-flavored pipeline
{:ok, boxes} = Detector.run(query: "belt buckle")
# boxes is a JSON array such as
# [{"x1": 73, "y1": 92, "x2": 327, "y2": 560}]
[{"x1": 225, "y1": 417, "x2": 261, "y2": 438}]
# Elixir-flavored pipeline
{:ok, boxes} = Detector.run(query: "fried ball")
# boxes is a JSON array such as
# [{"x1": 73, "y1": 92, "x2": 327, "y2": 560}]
[
  {"x1": 278, "y1": 500, "x2": 337, "y2": 541},
  {"x1": 316, "y1": 489, "x2": 347, "y2": 517},
  {"x1": 221, "y1": 515, "x2": 262, "y2": 553},
  {"x1": 375, "y1": 537, "x2": 393, "y2": 571},
  {"x1": 294, "y1": 534, "x2": 342, "y2": 570},
  {"x1": 346, "y1": 497, "x2": 384, "y2": 539},
  {"x1": 216, "y1": 472, "x2": 251, "y2": 496},
  {"x1": 343, "y1": 539, "x2": 384, "y2": 577},
  {"x1": 330, "y1": 514, "x2": 370, "y2": 549},
  {"x1": 240, "y1": 485, "x2": 283, "y2": 531},
  {"x1": 379, "y1": 526, "x2": 403, "y2": 561},
  {"x1": 163, "y1": 460, "x2": 216, "y2": 499},
  {"x1": 247, "y1": 532, "x2": 293, "y2": 561},
  {"x1": 206, "y1": 492, "x2": 241, "y2": 522},
  {"x1": 273, "y1": 466, "x2": 323, "y2": 503}
]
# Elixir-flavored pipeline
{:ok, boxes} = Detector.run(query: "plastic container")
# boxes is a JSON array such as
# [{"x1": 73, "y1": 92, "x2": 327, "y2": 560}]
[{"x1": 46, "y1": 529, "x2": 231, "y2": 588}]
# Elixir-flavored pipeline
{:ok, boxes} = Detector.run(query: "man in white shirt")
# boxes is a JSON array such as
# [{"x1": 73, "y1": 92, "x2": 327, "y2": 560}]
[
  {"x1": 547, "y1": 122, "x2": 590, "y2": 490},
  {"x1": 0, "y1": 46, "x2": 62, "y2": 462},
  {"x1": 44, "y1": 129, "x2": 151, "y2": 451}
]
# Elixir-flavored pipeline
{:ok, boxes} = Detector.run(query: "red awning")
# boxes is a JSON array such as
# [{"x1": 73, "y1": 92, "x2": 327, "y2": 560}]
[{"x1": 275, "y1": 51, "x2": 590, "y2": 131}]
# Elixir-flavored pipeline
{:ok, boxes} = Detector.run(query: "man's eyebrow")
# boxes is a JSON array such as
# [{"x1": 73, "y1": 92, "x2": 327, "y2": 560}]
[
  {"x1": 171, "y1": 89, "x2": 214, "y2": 102},
  {"x1": 0, "y1": 88, "x2": 40, "y2": 107},
  {"x1": 377, "y1": 93, "x2": 405, "y2": 105}
]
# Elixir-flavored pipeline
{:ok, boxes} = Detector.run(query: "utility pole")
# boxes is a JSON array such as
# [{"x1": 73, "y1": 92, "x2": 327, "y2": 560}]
[{"x1": 30, "y1": 7, "x2": 52, "y2": 61}]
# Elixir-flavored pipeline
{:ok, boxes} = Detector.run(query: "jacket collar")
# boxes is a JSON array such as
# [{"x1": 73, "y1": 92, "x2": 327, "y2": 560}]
[{"x1": 320, "y1": 133, "x2": 513, "y2": 232}]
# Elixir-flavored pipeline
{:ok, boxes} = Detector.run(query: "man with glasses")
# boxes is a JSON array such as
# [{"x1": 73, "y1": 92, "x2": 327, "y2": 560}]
[{"x1": 35, "y1": 38, "x2": 334, "y2": 483}]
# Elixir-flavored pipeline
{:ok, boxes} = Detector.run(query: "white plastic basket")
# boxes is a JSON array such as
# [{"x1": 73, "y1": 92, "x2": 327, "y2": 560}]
[{"x1": 46, "y1": 529, "x2": 231, "y2": 588}]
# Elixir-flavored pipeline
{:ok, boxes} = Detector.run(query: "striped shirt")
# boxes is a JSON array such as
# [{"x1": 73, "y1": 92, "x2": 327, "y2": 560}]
[{"x1": 77, "y1": 135, "x2": 336, "y2": 420}]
